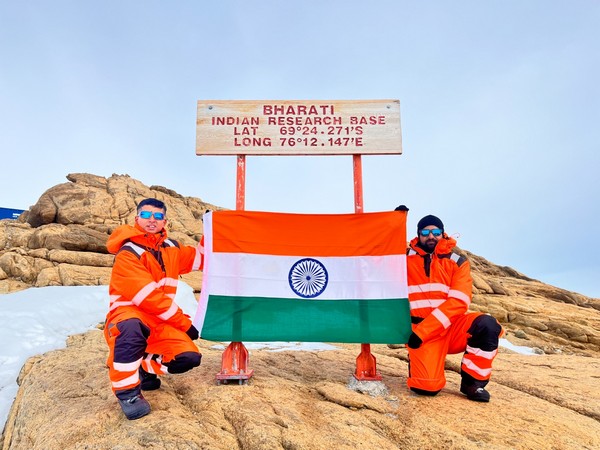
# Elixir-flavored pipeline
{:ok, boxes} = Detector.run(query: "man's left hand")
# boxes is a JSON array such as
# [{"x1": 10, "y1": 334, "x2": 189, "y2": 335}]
[{"x1": 407, "y1": 332, "x2": 423, "y2": 349}]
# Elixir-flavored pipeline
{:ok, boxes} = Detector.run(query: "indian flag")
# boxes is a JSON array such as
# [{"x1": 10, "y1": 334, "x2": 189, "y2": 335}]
[{"x1": 193, "y1": 210, "x2": 411, "y2": 344}]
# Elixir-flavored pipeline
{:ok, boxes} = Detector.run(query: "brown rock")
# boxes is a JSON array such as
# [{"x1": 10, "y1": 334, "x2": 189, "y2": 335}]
[
  {"x1": 56, "y1": 264, "x2": 112, "y2": 286},
  {"x1": 471, "y1": 272, "x2": 494, "y2": 294},
  {"x1": 27, "y1": 224, "x2": 109, "y2": 253},
  {"x1": 2, "y1": 332, "x2": 600, "y2": 449},
  {"x1": 46, "y1": 249, "x2": 114, "y2": 267},
  {"x1": 0, "y1": 222, "x2": 33, "y2": 249}
]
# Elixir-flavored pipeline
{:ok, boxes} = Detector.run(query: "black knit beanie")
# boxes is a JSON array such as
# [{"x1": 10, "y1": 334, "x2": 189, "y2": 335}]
[{"x1": 417, "y1": 215, "x2": 444, "y2": 233}]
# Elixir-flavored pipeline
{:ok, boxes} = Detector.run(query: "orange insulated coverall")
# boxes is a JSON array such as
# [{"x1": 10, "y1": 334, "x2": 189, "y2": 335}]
[
  {"x1": 104, "y1": 223, "x2": 203, "y2": 400},
  {"x1": 406, "y1": 235, "x2": 503, "y2": 394}
]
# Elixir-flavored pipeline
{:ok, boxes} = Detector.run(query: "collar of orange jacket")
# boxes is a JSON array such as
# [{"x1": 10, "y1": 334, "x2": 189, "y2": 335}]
[
  {"x1": 409, "y1": 234, "x2": 457, "y2": 257},
  {"x1": 106, "y1": 223, "x2": 168, "y2": 254}
]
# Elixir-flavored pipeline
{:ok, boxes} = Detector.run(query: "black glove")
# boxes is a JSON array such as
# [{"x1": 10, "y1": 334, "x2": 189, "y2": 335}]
[
  {"x1": 407, "y1": 332, "x2": 423, "y2": 349},
  {"x1": 186, "y1": 324, "x2": 199, "y2": 340}
]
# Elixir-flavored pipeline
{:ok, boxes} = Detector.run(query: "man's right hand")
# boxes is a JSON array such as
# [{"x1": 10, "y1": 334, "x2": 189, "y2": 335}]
[{"x1": 186, "y1": 324, "x2": 199, "y2": 340}]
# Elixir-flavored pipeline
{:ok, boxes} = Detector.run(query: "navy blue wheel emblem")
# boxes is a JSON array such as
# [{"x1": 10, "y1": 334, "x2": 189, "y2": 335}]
[{"x1": 288, "y1": 258, "x2": 328, "y2": 298}]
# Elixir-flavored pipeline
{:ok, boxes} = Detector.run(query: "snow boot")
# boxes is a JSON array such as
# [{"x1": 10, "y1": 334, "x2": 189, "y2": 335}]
[
  {"x1": 117, "y1": 390, "x2": 151, "y2": 420},
  {"x1": 460, "y1": 371, "x2": 491, "y2": 402},
  {"x1": 460, "y1": 384, "x2": 490, "y2": 402}
]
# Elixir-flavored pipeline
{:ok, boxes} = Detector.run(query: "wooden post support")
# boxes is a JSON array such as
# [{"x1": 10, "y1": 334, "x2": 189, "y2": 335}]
[
  {"x1": 216, "y1": 154, "x2": 253, "y2": 385},
  {"x1": 352, "y1": 154, "x2": 382, "y2": 381}
]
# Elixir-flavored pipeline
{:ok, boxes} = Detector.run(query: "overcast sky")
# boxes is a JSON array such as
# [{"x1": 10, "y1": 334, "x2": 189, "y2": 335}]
[{"x1": 1, "y1": 1, "x2": 598, "y2": 298}]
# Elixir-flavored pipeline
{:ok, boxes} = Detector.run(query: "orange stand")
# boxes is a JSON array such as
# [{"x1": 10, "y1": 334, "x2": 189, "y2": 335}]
[
  {"x1": 215, "y1": 341, "x2": 254, "y2": 385},
  {"x1": 352, "y1": 155, "x2": 382, "y2": 381},
  {"x1": 216, "y1": 155, "x2": 254, "y2": 385},
  {"x1": 216, "y1": 153, "x2": 382, "y2": 383}
]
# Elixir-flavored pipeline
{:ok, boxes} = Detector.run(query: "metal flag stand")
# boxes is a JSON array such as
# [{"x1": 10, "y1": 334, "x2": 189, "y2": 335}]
[{"x1": 215, "y1": 153, "x2": 381, "y2": 384}]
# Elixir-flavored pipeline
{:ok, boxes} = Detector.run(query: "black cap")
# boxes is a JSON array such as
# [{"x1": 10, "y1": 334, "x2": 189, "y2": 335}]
[{"x1": 417, "y1": 215, "x2": 444, "y2": 233}]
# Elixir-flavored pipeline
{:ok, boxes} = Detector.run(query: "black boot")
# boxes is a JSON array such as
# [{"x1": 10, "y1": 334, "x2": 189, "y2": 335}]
[
  {"x1": 460, "y1": 372, "x2": 490, "y2": 402},
  {"x1": 116, "y1": 388, "x2": 151, "y2": 420},
  {"x1": 139, "y1": 367, "x2": 161, "y2": 391},
  {"x1": 460, "y1": 383, "x2": 490, "y2": 402}
]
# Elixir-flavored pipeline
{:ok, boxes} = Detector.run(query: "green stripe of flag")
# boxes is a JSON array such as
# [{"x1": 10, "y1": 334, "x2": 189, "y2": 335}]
[{"x1": 201, "y1": 295, "x2": 412, "y2": 344}]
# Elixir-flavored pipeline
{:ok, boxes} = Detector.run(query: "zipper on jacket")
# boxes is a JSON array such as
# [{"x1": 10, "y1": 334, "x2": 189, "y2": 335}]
[
  {"x1": 140, "y1": 236, "x2": 167, "y2": 274},
  {"x1": 424, "y1": 253, "x2": 432, "y2": 278}
]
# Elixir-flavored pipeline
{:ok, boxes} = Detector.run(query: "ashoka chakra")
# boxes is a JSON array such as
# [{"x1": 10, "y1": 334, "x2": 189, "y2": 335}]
[{"x1": 288, "y1": 258, "x2": 328, "y2": 298}]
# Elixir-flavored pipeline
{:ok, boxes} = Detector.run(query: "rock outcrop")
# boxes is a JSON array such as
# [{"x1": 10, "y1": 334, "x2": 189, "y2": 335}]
[
  {"x1": 1, "y1": 173, "x2": 600, "y2": 449},
  {"x1": 0, "y1": 173, "x2": 219, "y2": 293}
]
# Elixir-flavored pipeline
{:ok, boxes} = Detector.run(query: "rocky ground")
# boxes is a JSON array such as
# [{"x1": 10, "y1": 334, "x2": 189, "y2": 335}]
[
  {"x1": 2, "y1": 331, "x2": 599, "y2": 449},
  {"x1": 1, "y1": 173, "x2": 599, "y2": 449}
]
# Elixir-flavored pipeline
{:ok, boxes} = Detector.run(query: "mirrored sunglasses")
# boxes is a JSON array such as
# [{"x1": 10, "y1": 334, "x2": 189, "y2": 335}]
[
  {"x1": 138, "y1": 211, "x2": 165, "y2": 220},
  {"x1": 420, "y1": 228, "x2": 442, "y2": 237}
]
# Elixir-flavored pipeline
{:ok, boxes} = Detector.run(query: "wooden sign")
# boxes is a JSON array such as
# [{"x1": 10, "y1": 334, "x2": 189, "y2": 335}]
[{"x1": 196, "y1": 100, "x2": 402, "y2": 155}]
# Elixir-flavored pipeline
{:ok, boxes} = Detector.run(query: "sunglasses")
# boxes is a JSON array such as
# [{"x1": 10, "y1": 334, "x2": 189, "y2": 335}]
[
  {"x1": 420, "y1": 228, "x2": 442, "y2": 237},
  {"x1": 138, "y1": 211, "x2": 165, "y2": 220}
]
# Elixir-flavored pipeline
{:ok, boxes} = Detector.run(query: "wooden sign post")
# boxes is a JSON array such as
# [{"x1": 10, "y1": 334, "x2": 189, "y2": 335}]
[{"x1": 196, "y1": 100, "x2": 402, "y2": 383}]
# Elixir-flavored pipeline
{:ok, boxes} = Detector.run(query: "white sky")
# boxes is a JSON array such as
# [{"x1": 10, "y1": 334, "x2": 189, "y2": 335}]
[
  {"x1": 0, "y1": 2, "x2": 598, "y2": 298},
  {"x1": 0, "y1": 284, "x2": 534, "y2": 432}
]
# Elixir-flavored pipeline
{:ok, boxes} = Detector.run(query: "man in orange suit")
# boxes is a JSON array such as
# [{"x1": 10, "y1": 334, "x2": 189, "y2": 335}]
[
  {"x1": 105, "y1": 198, "x2": 203, "y2": 419},
  {"x1": 402, "y1": 212, "x2": 503, "y2": 402}
]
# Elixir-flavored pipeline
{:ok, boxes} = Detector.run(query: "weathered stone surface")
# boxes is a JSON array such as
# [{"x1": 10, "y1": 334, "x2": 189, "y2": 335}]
[
  {"x1": 34, "y1": 266, "x2": 61, "y2": 287},
  {"x1": 471, "y1": 272, "x2": 494, "y2": 294},
  {"x1": 0, "y1": 278, "x2": 29, "y2": 294},
  {"x1": 27, "y1": 224, "x2": 109, "y2": 253},
  {"x1": 56, "y1": 264, "x2": 113, "y2": 286},
  {"x1": 0, "y1": 222, "x2": 33, "y2": 250},
  {"x1": 34, "y1": 264, "x2": 112, "y2": 288},
  {"x1": 0, "y1": 252, "x2": 53, "y2": 284},
  {"x1": 46, "y1": 249, "x2": 114, "y2": 267},
  {"x1": 2, "y1": 332, "x2": 599, "y2": 450}
]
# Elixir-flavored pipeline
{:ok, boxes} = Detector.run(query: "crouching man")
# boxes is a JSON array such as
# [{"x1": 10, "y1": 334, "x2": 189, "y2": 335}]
[
  {"x1": 403, "y1": 213, "x2": 504, "y2": 402},
  {"x1": 104, "y1": 198, "x2": 203, "y2": 419}
]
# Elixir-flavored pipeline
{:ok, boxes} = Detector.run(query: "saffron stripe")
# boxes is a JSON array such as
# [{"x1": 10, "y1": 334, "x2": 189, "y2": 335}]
[{"x1": 212, "y1": 210, "x2": 407, "y2": 256}]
